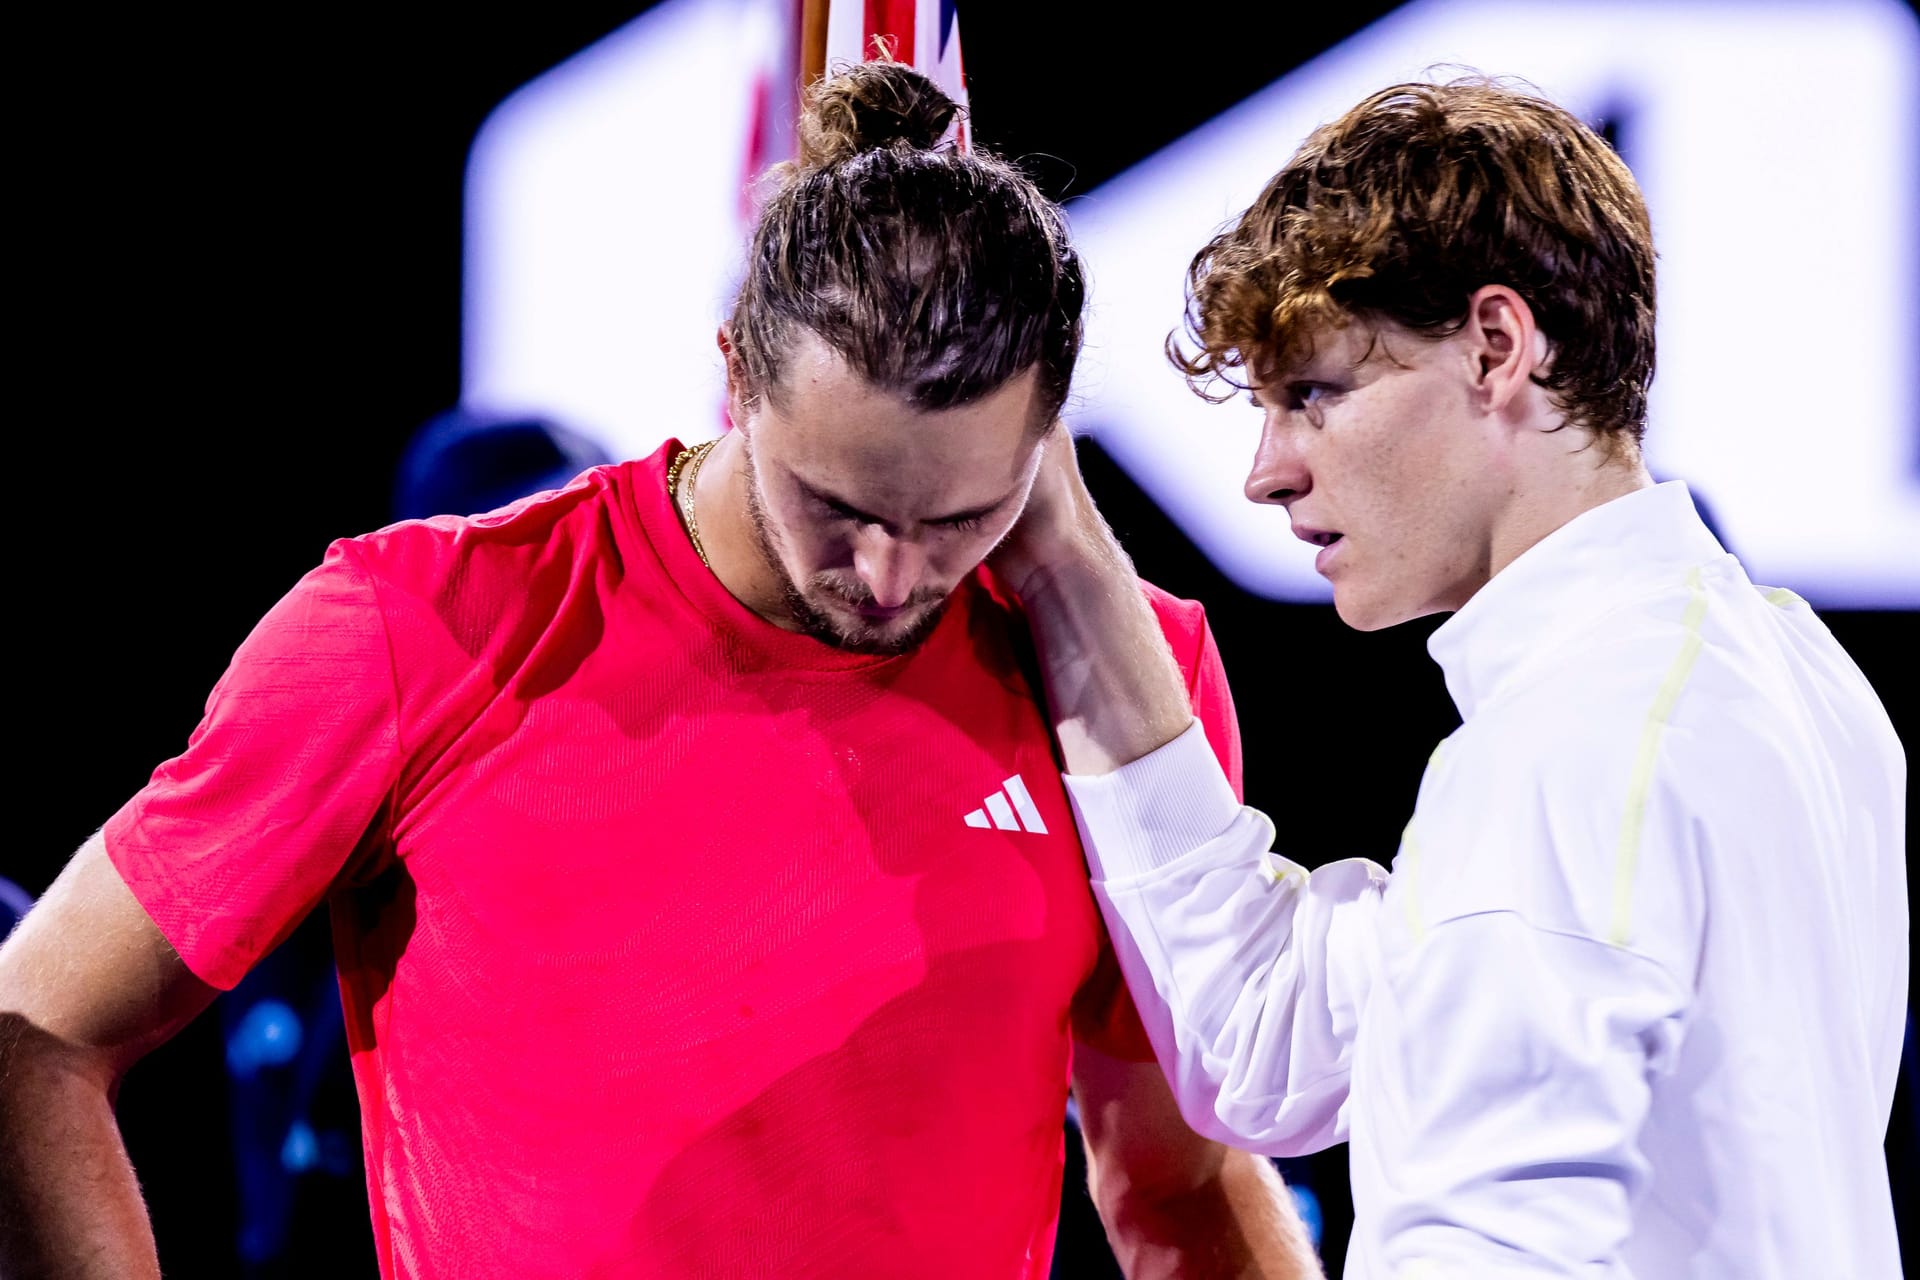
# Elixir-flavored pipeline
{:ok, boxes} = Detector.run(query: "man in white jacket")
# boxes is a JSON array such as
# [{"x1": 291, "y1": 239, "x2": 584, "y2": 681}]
[{"x1": 994, "y1": 78, "x2": 1908, "y2": 1277}]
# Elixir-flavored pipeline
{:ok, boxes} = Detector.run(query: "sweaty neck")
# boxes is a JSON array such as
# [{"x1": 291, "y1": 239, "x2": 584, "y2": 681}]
[{"x1": 684, "y1": 432, "x2": 804, "y2": 633}]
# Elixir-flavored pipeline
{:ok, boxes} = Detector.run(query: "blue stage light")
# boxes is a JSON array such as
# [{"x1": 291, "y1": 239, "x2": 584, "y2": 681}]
[
  {"x1": 281, "y1": 1119, "x2": 320, "y2": 1174},
  {"x1": 226, "y1": 999, "x2": 304, "y2": 1079}
]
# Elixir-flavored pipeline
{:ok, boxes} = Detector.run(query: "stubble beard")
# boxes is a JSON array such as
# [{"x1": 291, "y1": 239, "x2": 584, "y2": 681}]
[{"x1": 740, "y1": 442, "x2": 951, "y2": 656}]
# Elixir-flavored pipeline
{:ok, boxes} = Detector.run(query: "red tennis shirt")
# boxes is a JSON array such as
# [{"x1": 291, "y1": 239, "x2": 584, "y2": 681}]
[{"x1": 105, "y1": 441, "x2": 1243, "y2": 1278}]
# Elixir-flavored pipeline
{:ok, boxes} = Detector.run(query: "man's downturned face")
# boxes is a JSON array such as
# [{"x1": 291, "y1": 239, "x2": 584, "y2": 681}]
[{"x1": 739, "y1": 333, "x2": 1046, "y2": 654}]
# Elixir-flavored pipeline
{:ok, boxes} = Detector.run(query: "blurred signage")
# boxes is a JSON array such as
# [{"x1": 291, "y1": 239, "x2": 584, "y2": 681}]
[{"x1": 465, "y1": 0, "x2": 1920, "y2": 606}]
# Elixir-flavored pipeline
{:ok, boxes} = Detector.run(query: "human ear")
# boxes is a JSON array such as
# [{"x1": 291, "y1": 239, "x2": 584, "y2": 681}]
[
  {"x1": 1464, "y1": 285, "x2": 1542, "y2": 415},
  {"x1": 717, "y1": 325, "x2": 756, "y2": 432}
]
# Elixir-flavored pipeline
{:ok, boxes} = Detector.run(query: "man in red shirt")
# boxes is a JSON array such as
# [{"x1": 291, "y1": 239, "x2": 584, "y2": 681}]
[{"x1": 0, "y1": 63, "x2": 1319, "y2": 1279}]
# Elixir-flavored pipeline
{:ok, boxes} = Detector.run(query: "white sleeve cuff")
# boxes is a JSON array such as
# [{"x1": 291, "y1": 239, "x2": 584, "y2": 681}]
[{"x1": 1062, "y1": 720, "x2": 1245, "y2": 880}]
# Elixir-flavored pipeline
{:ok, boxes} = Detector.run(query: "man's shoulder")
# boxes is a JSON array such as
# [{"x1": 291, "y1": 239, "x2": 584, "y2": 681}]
[
  {"x1": 1138, "y1": 578, "x2": 1209, "y2": 648},
  {"x1": 970, "y1": 569, "x2": 1212, "y2": 664},
  {"x1": 308, "y1": 462, "x2": 650, "y2": 691},
  {"x1": 1465, "y1": 570, "x2": 1727, "y2": 754},
  {"x1": 1474, "y1": 564, "x2": 1882, "y2": 788},
  {"x1": 346, "y1": 462, "x2": 638, "y2": 597}
]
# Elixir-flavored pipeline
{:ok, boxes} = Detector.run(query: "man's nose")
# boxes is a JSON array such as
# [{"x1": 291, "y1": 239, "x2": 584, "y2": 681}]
[
  {"x1": 1244, "y1": 414, "x2": 1310, "y2": 507},
  {"x1": 852, "y1": 530, "x2": 928, "y2": 609}
]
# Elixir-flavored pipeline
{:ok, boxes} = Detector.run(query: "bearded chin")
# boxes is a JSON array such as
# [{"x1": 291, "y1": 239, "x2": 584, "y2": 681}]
[
  {"x1": 742, "y1": 453, "x2": 949, "y2": 656},
  {"x1": 793, "y1": 582, "x2": 951, "y2": 655}
]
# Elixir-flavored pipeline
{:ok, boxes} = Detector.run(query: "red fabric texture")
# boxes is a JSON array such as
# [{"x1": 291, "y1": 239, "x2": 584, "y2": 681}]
[{"x1": 105, "y1": 442, "x2": 1242, "y2": 1279}]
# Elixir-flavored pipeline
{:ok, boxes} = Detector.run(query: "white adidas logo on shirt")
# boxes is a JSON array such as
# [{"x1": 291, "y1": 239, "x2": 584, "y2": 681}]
[{"x1": 964, "y1": 774, "x2": 1049, "y2": 835}]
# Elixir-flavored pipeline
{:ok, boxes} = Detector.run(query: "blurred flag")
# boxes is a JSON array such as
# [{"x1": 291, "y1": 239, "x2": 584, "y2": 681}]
[
  {"x1": 728, "y1": 0, "x2": 969, "y2": 422},
  {"x1": 817, "y1": 0, "x2": 969, "y2": 151},
  {"x1": 745, "y1": 0, "x2": 969, "y2": 211},
  {"x1": 739, "y1": 3, "x2": 804, "y2": 220}
]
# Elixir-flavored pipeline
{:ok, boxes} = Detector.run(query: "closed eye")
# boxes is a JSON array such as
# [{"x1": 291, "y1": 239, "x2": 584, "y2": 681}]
[
  {"x1": 816, "y1": 494, "x2": 990, "y2": 534},
  {"x1": 817, "y1": 496, "x2": 881, "y2": 525}
]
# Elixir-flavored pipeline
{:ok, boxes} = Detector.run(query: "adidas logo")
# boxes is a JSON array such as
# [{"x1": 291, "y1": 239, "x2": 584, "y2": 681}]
[{"x1": 964, "y1": 774, "x2": 1049, "y2": 835}]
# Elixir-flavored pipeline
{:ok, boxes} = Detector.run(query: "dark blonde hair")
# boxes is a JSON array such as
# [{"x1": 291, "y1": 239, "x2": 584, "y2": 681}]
[
  {"x1": 1174, "y1": 77, "x2": 1656, "y2": 442},
  {"x1": 729, "y1": 61, "x2": 1084, "y2": 427}
]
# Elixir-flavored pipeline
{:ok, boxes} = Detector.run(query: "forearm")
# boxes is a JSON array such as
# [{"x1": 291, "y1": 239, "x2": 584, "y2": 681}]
[
  {"x1": 1066, "y1": 729, "x2": 1381, "y2": 1153},
  {"x1": 0, "y1": 1016, "x2": 160, "y2": 1280},
  {"x1": 1097, "y1": 1146, "x2": 1323, "y2": 1280},
  {"x1": 1016, "y1": 515, "x2": 1195, "y2": 776}
]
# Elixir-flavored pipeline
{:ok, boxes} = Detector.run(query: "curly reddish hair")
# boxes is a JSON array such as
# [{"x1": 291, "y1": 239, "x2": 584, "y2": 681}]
[{"x1": 1172, "y1": 77, "x2": 1657, "y2": 443}]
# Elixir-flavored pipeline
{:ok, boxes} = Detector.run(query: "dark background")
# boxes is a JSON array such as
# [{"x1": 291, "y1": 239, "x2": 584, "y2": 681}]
[{"x1": 13, "y1": 3, "x2": 1915, "y2": 1276}]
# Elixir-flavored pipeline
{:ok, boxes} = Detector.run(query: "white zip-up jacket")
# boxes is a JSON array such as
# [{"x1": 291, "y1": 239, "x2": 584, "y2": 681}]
[{"x1": 1065, "y1": 483, "x2": 1907, "y2": 1278}]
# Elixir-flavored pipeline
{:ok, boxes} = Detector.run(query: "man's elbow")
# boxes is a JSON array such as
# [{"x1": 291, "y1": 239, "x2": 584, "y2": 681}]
[
  {"x1": 1, "y1": 1008, "x2": 121, "y2": 1084},
  {"x1": 1085, "y1": 1122, "x2": 1226, "y2": 1221},
  {"x1": 0, "y1": 1015, "x2": 123, "y2": 1145},
  {"x1": 1090, "y1": 1142, "x2": 1323, "y2": 1279}
]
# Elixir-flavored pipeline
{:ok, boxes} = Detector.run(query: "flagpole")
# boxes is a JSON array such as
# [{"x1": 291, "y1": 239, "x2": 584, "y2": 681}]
[{"x1": 800, "y1": 0, "x2": 830, "y2": 91}]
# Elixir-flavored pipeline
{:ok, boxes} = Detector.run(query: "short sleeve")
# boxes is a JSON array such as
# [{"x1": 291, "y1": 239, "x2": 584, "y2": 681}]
[
  {"x1": 1073, "y1": 588, "x2": 1244, "y2": 1058},
  {"x1": 1179, "y1": 612, "x2": 1243, "y2": 802},
  {"x1": 1144, "y1": 585, "x2": 1243, "y2": 800},
  {"x1": 103, "y1": 539, "x2": 405, "y2": 990}
]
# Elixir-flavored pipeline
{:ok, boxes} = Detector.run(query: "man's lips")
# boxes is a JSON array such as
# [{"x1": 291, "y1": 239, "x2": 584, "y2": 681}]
[{"x1": 1292, "y1": 523, "x2": 1345, "y2": 574}]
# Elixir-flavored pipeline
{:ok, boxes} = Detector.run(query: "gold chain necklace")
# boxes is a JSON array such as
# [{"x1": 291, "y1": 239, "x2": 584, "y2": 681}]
[{"x1": 666, "y1": 438, "x2": 720, "y2": 568}]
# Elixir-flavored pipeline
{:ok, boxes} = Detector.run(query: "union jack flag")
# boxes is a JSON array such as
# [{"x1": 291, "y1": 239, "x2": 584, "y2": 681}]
[
  {"x1": 724, "y1": 0, "x2": 968, "y2": 424},
  {"x1": 742, "y1": 0, "x2": 970, "y2": 216},
  {"x1": 817, "y1": 0, "x2": 969, "y2": 152}
]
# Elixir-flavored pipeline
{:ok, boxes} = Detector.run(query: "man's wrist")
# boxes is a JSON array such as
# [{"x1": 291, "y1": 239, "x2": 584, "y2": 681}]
[
  {"x1": 1000, "y1": 522, "x2": 1128, "y2": 611},
  {"x1": 1063, "y1": 721, "x2": 1239, "y2": 876},
  {"x1": 1018, "y1": 548, "x2": 1196, "y2": 774}
]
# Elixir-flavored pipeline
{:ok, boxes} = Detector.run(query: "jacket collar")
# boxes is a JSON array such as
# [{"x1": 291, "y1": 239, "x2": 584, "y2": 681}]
[{"x1": 1427, "y1": 481, "x2": 1730, "y2": 720}]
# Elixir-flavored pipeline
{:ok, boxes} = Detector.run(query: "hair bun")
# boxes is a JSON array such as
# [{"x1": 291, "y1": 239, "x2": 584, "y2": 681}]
[{"x1": 797, "y1": 60, "x2": 958, "y2": 170}]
